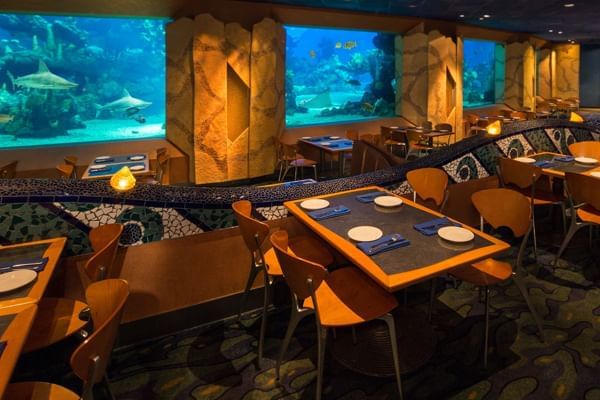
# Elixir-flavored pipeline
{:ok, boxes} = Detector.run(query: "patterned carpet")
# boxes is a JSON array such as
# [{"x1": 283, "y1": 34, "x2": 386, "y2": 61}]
[{"x1": 104, "y1": 226, "x2": 600, "y2": 400}]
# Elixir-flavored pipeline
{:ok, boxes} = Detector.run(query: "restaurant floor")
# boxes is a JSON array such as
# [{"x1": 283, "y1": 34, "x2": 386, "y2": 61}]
[{"x1": 15, "y1": 227, "x2": 600, "y2": 399}]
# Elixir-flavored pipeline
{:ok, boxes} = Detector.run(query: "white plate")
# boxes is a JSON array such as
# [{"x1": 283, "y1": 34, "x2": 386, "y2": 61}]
[
  {"x1": 514, "y1": 157, "x2": 536, "y2": 164},
  {"x1": 389, "y1": 126, "x2": 399, "y2": 129},
  {"x1": 348, "y1": 226, "x2": 383, "y2": 242},
  {"x1": 129, "y1": 155, "x2": 145, "y2": 161},
  {"x1": 130, "y1": 165, "x2": 145, "y2": 171},
  {"x1": 374, "y1": 196, "x2": 403, "y2": 208},
  {"x1": 0, "y1": 269, "x2": 37, "y2": 293},
  {"x1": 329, "y1": 136, "x2": 340, "y2": 140},
  {"x1": 438, "y1": 226, "x2": 475, "y2": 243},
  {"x1": 320, "y1": 141, "x2": 331, "y2": 146},
  {"x1": 300, "y1": 199, "x2": 330, "y2": 210},
  {"x1": 590, "y1": 172, "x2": 600, "y2": 179},
  {"x1": 95, "y1": 156, "x2": 111, "y2": 161},
  {"x1": 575, "y1": 157, "x2": 598, "y2": 165},
  {"x1": 89, "y1": 164, "x2": 107, "y2": 170},
  {"x1": 301, "y1": 136, "x2": 311, "y2": 140}
]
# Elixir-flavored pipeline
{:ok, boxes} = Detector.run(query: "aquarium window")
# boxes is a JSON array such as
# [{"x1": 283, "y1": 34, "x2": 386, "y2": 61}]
[
  {"x1": 463, "y1": 39, "x2": 505, "y2": 108},
  {"x1": 285, "y1": 25, "x2": 396, "y2": 128},
  {"x1": 0, "y1": 13, "x2": 167, "y2": 149}
]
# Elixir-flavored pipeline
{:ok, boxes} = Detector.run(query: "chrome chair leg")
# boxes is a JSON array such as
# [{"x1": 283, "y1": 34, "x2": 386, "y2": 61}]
[
  {"x1": 257, "y1": 274, "x2": 270, "y2": 367},
  {"x1": 351, "y1": 326, "x2": 357, "y2": 345},
  {"x1": 483, "y1": 286, "x2": 490, "y2": 369},
  {"x1": 428, "y1": 278, "x2": 436, "y2": 321},
  {"x1": 238, "y1": 262, "x2": 260, "y2": 320},
  {"x1": 554, "y1": 220, "x2": 587, "y2": 266},
  {"x1": 103, "y1": 375, "x2": 116, "y2": 400},
  {"x1": 513, "y1": 271, "x2": 545, "y2": 342},
  {"x1": 315, "y1": 326, "x2": 328, "y2": 400},
  {"x1": 276, "y1": 297, "x2": 313, "y2": 380},
  {"x1": 380, "y1": 313, "x2": 403, "y2": 400},
  {"x1": 313, "y1": 165, "x2": 317, "y2": 181}
]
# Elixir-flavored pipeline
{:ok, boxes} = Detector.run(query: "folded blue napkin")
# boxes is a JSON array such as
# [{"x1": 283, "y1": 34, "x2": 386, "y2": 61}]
[
  {"x1": 89, "y1": 166, "x2": 110, "y2": 173},
  {"x1": 283, "y1": 179, "x2": 315, "y2": 188},
  {"x1": 356, "y1": 192, "x2": 385, "y2": 203},
  {"x1": 327, "y1": 143, "x2": 340, "y2": 148},
  {"x1": 0, "y1": 341, "x2": 5, "y2": 357},
  {"x1": 534, "y1": 160, "x2": 555, "y2": 168},
  {"x1": 0, "y1": 257, "x2": 48, "y2": 274},
  {"x1": 307, "y1": 137, "x2": 323, "y2": 142},
  {"x1": 357, "y1": 234, "x2": 410, "y2": 256},
  {"x1": 414, "y1": 217, "x2": 460, "y2": 236},
  {"x1": 308, "y1": 205, "x2": 350, "y2": 221},
  {"x1": 342, "y1": 141, "x2": 353, "y2": 146},
  {"x1": 555, "y1": 155, "x2": 574, "y2": 162}
]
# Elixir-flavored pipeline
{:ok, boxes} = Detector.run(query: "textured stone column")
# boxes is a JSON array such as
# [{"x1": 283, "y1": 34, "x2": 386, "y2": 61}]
[
  {"x1": 166, "y1": 18, "x2": 195, "y2": 180},
  {"x1": 554, "y1": 44, "x2": 580, "y2": 99},
  {"x1": 193, "y1": 14, "x2": 228, "y2": 184},
  {"x1": 401, "y1": 32, "x2": 429, "y2": 124},
  {"x1": 523, "y1": 45, "x2": 535, "y2": 110},
  {"x1": 456, "y1": 37, "x2": 464, "y2": 139},
  {"x1": 537, "y1": 49, "x2": 552, "y2": 99},
  {"x1": 427, "y1": 34, "x2": 459, "y2": 135},
  {"x1": 249, "y1": 18, "x2": 284, "y2": 179},
  {"x1": 505, "y1": 42, "x2": 534, "y2": 110}
]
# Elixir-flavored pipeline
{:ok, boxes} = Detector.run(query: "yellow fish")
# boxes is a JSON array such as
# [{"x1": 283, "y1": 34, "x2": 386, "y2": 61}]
[
  {"x1": 335, "y1": 42, "x2": 342, "y2": 49},
  {"x1": 344, "y1": 41, "x2": 358, "y2": 50},
  {"x1": 0, "y1": 114, "x2": 14, "y2": 124},
  {"x1": 309, "y1": 50, "x2": 316, "y2": 58}
]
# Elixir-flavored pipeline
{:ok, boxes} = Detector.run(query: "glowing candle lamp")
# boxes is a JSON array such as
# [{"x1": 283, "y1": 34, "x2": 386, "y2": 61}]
[
  {"x1": 486, "y1": 120, "x2": 502, "y2": 136},
  {"x1": 110, "y1": 166, "x2": 136, "y2": 192},
  {"x1": 569, "y1": 112, "x2": 584, "y2": 122}
]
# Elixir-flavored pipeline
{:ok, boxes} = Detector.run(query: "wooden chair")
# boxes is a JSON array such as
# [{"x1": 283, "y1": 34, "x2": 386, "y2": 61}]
[
  {"x1": 278, "y1": 140, "x2": 318, "y2": 181},
  {"x1": 510, "y1": 111, "x2": 527, "y2": 120},
  {"x1": 64, "y1": 156, "x2": 78, "y2": 179},
  {"x1": 156, "y1": 152, "x2": 171, "y2": 184},
  {"x1": 499, "y1": 109, "x2": 513, "y2": 118},
  {"x1": 6, "y1": 279, "x2": 130, "y2": 400},
  {"x1": 568, "y1": 141, "x2": 600, "y2": 160},
  {"x1": 346, "y1": 129, "x2": 359, "y2": 141},
  {"x1": 498, "y1": 157, "x2": 566, "y2": 258},
  {"x1": 382, "y1": 127, "x2": 407, "y2": 156},
  {"x1": 156, "y1": 147, "x2": 168, "y2": 157},
  {"x1": 56, "y1": 163, "x2": 75, "y2": 179},
  {"x1": 0, "y1": 160, "x2": 18, "y2": 179},
  {"x1": 447, "y1": 189, "x2": 544, "y2": 368},
  {"x1": 434, "y1": 123, "x2": 454, "y2": 146},
  {"x1": 270, "y1": 230, "x2": 402, "y2": 400},
  {"x1": 232, "y1": 201, "x2": 333, "y2": 366},
  {"x1": 554, "y1": 173, "x2": 600, "y2": 264},
  {"x1": 405, "y1": 129, "x2": 434, "y2": 158},
  {"x1": 361, "y1": 133, "x2": 383, "y2": 146},
  {"x1": 465, "y1": 113, "x2": 480, "y2": 131},
  {"x1": 25, "y1": 224, "x2": 123, "y2": 352},
  {"x1": 406, "y1": 168, "x2": 449, "y2": 212}
]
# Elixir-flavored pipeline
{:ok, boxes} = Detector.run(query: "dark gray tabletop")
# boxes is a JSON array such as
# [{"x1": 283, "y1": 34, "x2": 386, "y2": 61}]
[
  {"x1": 296, "y1": 189, "x2": 492, "y2": 275},
  {"x1": 0, "y1": 243, "x2": 49, "y2": 300},
  {"x1": 0, "y1": 314, "x2": 15, "y2": 338},
  {"x1": 533, "y1": 153, "x2": 598, "y2": 174}
]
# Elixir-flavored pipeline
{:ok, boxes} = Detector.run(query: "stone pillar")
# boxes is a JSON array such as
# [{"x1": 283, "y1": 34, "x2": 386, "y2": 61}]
[
  {"x1": 166, "y1": 18, "x2": 195, "y2": 180},
  {"x1": 537, "y1": 48, "x2": 552, "y2": 99},
  {"x1": 401, "y1": 32, "x2": 429, "y2": 124},
  {"x1": 554, "y1": 44, "x2": 580, "y2": 99},
  {"x1": 505, "y1": 42, "x2": 535, "y2": 110},
  {"x1": 249, "y1": 18, "x2": 285, "y2": 179}
]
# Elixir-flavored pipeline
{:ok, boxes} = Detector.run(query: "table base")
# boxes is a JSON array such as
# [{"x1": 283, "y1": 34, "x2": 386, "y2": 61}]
[{"x1": 329, "y1": 308, "x2": 436, "y2": 377}]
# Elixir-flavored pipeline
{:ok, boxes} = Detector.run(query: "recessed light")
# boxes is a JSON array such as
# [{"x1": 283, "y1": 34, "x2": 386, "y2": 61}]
[
  {"x1": 483, "y1": 14, "x2": 491, "y2": 18},
  {"x1": 558, "y1": 31, "x2": 563, "y2": 34},
  {"x1": 459, "y1": 14, "x2": 465, "y2": 18},
  {"x1": 548, "y1": 29, "x2": 553, "y2": 33},
  {"x1": 408, "y1": 4, "x2": 417, "y2": 7},
  {"x1": 564, "y1": 3, "x2": 575, "y2": 7},
  {"x1": 479, "y1": 17, "x2": 484, "y2": 20}
]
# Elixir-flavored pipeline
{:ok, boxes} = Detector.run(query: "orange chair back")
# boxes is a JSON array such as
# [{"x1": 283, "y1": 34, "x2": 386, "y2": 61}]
[
  {"x1": 270, "y1": 230, "x2": 327, "y2": 301},
  {"x1": 568, "y1": 141, "x2": 600, "y2": 160},
  {"x1": 565, "y1": 172, "x2": 600, "y2": 211},
  {"x1": 71, "y1": 279, "x2": 129, "y2": 386},
  {"x1": 64, "y1": 156, "x2": 78, "y2": 166},
  {"x1": 435, "y1": 123, "x2": 453, "y2": 132},
  {"x1": 499, "y1": 157, "x2": 542, "y2": 189},
  {"x1": 466, "y1": 114, "x2": 479, "y2": 125},
  {"x1": 156, "y1": 152, "x2": 171, "y2": 184},
  {"x1": 346, "y1": 129, "x2": 359, "y2": 141},
  {"x1": 406, "y1": 168, "x2": 448, "y2": 207},
  {"x1": 232, "y1": 200, "x2": 270, "y2": 255},
  {"x1": 56, "y1": 163, "x2": 75, "y2": 179},
  {"x1": 0, "y1": 161, "x2": 18, "y2": 179},
  {"x1": 472, "y1": 188, "x2": 531, "y2": 238},
  {"x1": 85, "y1": 224, "x2": 123, "y2": 281}
]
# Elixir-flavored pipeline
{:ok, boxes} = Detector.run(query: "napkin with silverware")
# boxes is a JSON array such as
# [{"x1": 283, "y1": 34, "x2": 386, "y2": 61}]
[
  {"x1": 554, "y1": 155, "x2": 574, "y2": 162},
  {"x1": 0, "y1": 257, "x2": 48, "y2": 274},
  {"x1": 414, "y1": 217, "x2": 460, "y2": 236},
  {"x1": 308, "y1": 205, "x2": 350, "y2": 221},
  {"x1": 534, "y1": 160, "x2": 555, "y2": 168},
  {"x1": 356, "y1": 192, "x2": 385, "y2": 203},
  {"x1": 0, "y1": 341, "x2": 6, "y2": 356},
  {"x1": 357, "y1": 233, "x2": 410, "y2": 256}
]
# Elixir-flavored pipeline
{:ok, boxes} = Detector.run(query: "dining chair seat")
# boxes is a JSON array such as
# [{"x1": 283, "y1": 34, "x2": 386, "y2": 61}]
[
  {"x1": 451, "y1": 258, "x2": 512, "y2": 287},
  {"x1": 22, "y1": 298, "x2": 88, "y2": 353},
  {"x1": 303, "y1": 266, "x2": 398, "y2": 327},
  {"x1": 577, "y1": 205, "x2": 600, "y2": 225},
  {"x1": 263, "y1": 235, "x2": 334, "y2": 277},
  {"x1": 5, "y1": 381, "x2": 80, "y2": 400},
  {"x1": 290, "y1": 158, "x2": 317, "y2": 167}
]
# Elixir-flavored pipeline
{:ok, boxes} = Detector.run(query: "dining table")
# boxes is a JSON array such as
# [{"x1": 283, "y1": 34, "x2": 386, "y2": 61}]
[
  {"x1": 382, "y1": 125, "x2": 455, "y2": 148},
  {"x1": 0, "y1": 237, "x2": 66, "y2": 398},
  {"x1": 81, "y1": 152, "x2": 151, "y2": 180},
  {"x1": 285, "y1": 186, "x2": 509, "y2": 376},
  {"x1": 526, "y1": 152, "x2": 600, "y2": 179},
  {"x1": 297, "y1": 136, "x2": 353, "y2": 177}
]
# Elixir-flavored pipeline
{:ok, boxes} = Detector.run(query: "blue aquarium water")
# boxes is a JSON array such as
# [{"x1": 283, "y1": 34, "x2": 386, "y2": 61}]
[
  {"x1": 463, "y1": 39, "x2": 500, "y2": 108},
  {"x1": 0, "y1": 13, "x2": 167, "y2": 149},
  {"x1": 285, "y1": 26, "x2": 395, "y2": 128}
]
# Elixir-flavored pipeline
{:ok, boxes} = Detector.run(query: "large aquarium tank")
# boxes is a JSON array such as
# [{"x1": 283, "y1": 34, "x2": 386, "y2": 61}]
[
  {"x1": 285, "y1": 26, "x2": 396, "y2": 128},
  {"x1": 463, "y1": 39, "x2": 502, "y2": 108},
  {"x1": 0, "y1": 13, "x2": 167, "y2": 149}
]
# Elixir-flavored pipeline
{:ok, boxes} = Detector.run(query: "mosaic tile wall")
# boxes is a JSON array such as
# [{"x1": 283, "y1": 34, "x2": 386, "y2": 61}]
[{"x1": 0, "y1": 120, "x2": 597, "y2": 256}]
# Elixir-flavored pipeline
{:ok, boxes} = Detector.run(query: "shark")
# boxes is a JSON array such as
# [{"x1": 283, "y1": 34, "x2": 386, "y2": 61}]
[
  {"x1": 97, "y1": 89, "x2": 152, "y2": 116},
  {"x1": 9, "y1": 60, "x2": 78, "y2": 90}
]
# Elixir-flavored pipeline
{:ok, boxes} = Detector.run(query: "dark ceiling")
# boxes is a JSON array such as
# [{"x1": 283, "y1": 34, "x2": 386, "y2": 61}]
[{"x1": 242, "y1": 0, "x2": 600, "y2": 44}]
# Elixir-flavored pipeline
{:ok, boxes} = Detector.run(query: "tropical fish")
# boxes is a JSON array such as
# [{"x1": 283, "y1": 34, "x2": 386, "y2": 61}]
[
  {"x1": 0, "y1": 114, "x2": 14, "y2": 124},
  {"x1": 335, "y1": 42, "x2": 342, "y2": 49},
  {"x1": 133, "y1": 114, "x2": 146, "y2": 124},
  {"x1": 9, "y1": 60, "x2": 78, "y2": 90},
  {"x1": 49, "y1": 119, "x2": 59, "y2": 128},
  {"x1": 346, "y1": 79, "x2": 361, "y2": 86},
  {"x1": 299, "y1": 90, "x2": 332, "y2": 108},
  {"x1": 361, "y1": 102, "x2": 374, "y2": 113},
  {"x1": 344, "y1": 41, "x2": 358, "y2": 50},
  {"x1": 309, "y1": 50, "x2": 316, "y2": 58},
  {"x1": 97, "y1": 89, "x2": 152, "y2": 117}
]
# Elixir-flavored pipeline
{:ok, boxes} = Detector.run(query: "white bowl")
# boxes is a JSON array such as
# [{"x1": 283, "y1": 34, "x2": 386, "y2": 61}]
[
  {"x1": 438, "y1": 226, "x2": 474, "y2": 243},
  {"x1": 575, "y1": 157, "x2": 598, "y2": 165},
  {"x1": 130, "y1": 165, "x2": 145, "y2": 171},
  {"x1": 514, "y1": 157, "x2": 536, "y2": 164}
]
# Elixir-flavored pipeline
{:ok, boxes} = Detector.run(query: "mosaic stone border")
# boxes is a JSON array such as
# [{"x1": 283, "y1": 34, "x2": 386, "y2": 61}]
[{"x1": 0, "y1": 120, "x2": 598, "y2": 255}]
